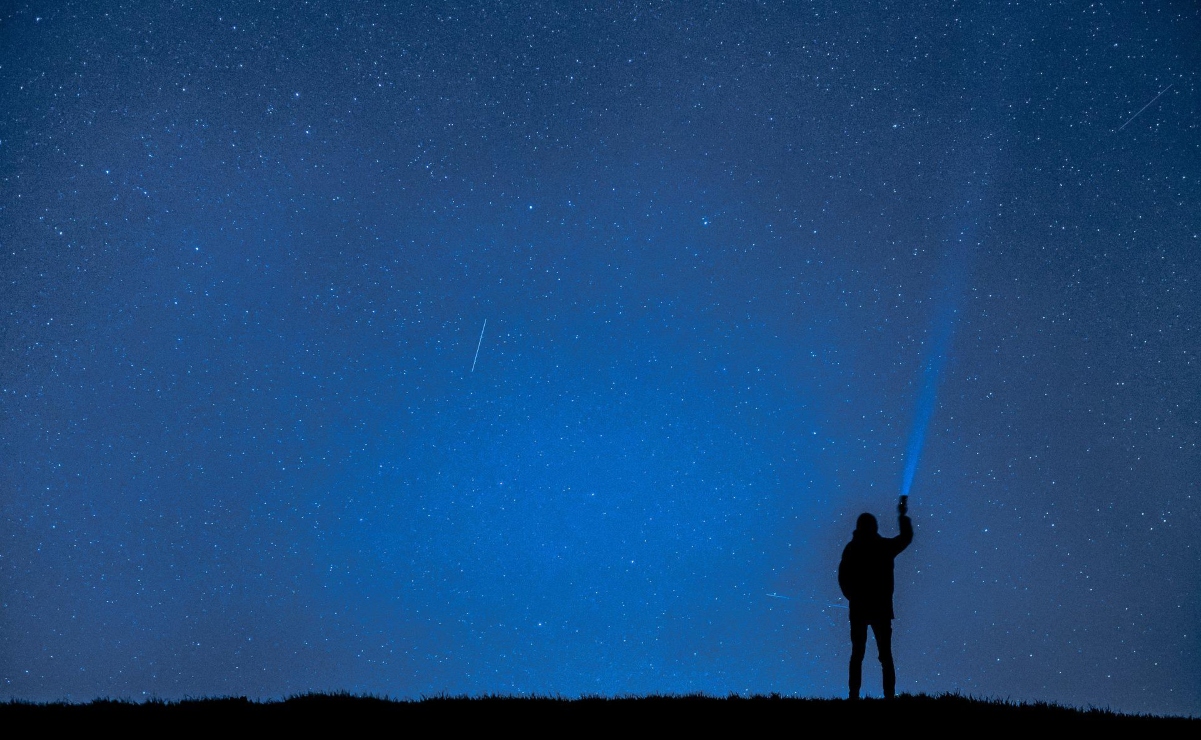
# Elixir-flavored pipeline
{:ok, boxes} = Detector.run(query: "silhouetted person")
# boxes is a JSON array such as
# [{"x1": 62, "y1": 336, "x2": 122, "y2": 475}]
[{"x1": 838, "y1": 497, "x2": 913, "y2": 699}]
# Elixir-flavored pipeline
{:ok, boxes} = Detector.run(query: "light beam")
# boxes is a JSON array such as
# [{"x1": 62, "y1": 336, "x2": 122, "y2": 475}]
[{"x1": 900, "y1": 220, "x2": 977, "y2": 498}]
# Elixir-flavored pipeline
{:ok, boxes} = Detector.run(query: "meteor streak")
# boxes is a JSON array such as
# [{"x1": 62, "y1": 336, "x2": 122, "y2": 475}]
[
  {"x1": 471, "y1": 319, "x2": 487, "y2": 372},
  {"x1": 1117, "y1": 84, "x2": 1172, "y2": 132}
]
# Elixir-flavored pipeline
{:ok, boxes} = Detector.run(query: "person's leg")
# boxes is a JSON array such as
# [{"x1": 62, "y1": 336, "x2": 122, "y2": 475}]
[
  {"x1": 873, "y1": 620, "x2": 896, "y2": 699},
  {"x1": 849, "y1": 619, "x2": 868, "y2": 700}
]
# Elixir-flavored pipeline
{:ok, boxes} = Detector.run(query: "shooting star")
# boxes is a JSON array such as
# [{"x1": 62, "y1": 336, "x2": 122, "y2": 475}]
[
  {"x1": 471, "y1": 319, "x2": 487, "y2": 372},
  {"x1": 1117, "y1": 84, "x2": 1172, "y2": 132},
  {"x1": 765, "y1": 593, "x2": 848, "y2": 609}
]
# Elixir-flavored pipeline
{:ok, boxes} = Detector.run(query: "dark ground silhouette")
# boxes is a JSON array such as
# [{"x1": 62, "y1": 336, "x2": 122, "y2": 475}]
[{"x1": 1, "y1": 694, "x2": 1195, "y2": 732}]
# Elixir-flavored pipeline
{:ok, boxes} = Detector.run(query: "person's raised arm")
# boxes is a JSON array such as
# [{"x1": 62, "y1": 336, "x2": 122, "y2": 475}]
[{"x1": 892, "y1": 497, "x2": 914, "y2": 555}]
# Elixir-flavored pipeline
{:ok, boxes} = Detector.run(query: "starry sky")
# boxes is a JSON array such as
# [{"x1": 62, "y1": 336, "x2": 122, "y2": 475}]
[{"x1": 2, "y1": 0, "x2": 1199, "y2": 716}]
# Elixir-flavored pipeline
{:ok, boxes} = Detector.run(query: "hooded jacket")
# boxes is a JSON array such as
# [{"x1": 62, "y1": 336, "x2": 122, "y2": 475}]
[{"x1": 838, "y1": 515, "x2": 913, "y2": 621}]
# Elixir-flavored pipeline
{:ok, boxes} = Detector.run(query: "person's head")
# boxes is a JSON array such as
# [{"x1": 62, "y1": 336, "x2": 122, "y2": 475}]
[{"x1": 855, "y1": 512, "x2": 878, "y2": 535}]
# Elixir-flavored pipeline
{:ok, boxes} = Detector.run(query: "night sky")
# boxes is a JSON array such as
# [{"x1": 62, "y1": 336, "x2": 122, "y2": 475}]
[{"x1": 2, "y1": 0, "x2": 1199, "y2": 716}]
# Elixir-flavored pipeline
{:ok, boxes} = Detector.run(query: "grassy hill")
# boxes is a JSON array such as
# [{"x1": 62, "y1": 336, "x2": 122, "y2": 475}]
[{"x1": 3, "y1": 693, "x2": 1196, "y2": 732}]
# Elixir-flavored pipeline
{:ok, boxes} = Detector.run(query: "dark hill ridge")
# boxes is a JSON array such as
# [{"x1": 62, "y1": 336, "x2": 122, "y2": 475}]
[{"x1": 2, "y1": 693, "x2": 1196, "y2": 732}]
